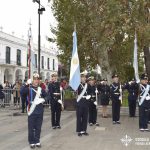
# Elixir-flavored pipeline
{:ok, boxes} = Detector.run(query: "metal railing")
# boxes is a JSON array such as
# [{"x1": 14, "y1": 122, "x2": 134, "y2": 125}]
[{"x1": 0, "y1": 89, "x2": 21, "y2": 107}]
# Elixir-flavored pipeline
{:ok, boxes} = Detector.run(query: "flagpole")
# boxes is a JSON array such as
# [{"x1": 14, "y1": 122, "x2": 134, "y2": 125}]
[
  {"x1": 28, "y1": 23, "x2": 32, "y2": 112},
  {"x1": 74, "y1": 23, "x2": 76, "y2": 32}
]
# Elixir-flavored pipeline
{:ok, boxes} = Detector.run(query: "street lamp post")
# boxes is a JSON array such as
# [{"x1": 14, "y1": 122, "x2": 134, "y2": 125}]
[{"x1": 33, "y1": 0, "x2": 45, "y2": 75}]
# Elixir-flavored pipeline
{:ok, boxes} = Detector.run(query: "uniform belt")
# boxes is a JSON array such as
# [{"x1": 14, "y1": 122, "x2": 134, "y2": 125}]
[
  {"x1": 91, "y1": 95, "x2": 96, "y2": 98},
  {"x1": 82, "y1": 96, "x2": 87, "y2": 98},
  {"x1": 53, "y1": 93, "x2": 60, "y2": 95},
  {"x1": 114, "y1": 93, "x2": 120, "y2": 95}
]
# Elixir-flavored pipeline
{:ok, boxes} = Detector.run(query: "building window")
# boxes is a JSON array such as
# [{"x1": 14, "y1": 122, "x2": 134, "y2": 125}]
[
  {"x1": 47, "y1": 58, "x2": 50, "y2": 69},
  {"x1": 35, "y1": 54, "x2": 37, "y2": 68},
  {"x1": 17, "y1": 49, "x2": 21, "y2": 66},
  {"x1": 42, "y1": 56, "x2": 44, "y2": 69},
  {"x1": 53, "y1": 59, "x2": 55, "y2": 70},
  {"x1": 6, "y1": 46, "x2": 11, "y2": 64}
]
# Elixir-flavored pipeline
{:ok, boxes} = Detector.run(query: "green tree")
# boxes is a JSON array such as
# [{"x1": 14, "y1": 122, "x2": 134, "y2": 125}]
[{"x1": 51, "y1": 0, "x2": 150, "y2": 81}]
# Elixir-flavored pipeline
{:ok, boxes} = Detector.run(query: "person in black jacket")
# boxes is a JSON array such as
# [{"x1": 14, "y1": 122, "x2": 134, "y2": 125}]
[
  {"x1": 20, "y1": 73, "x2": 46, "y2": 149},
  {"x1": 98, "y1": 79, "x2": 110, "y2": 118},
  {"x1": 87, "y1": 76, "x2": 99, "y2": 126},
  {"x1": 20, "y1": 79, "x2": 28, "y2": 113},
  {"x1": 76, "y1": 72, "x2": 90, "y2": 136},
  {"x1": 0, "y1": 84, "x2": 5, "y2": 107},
  {"x1": 124, "y1": 78, "x2": 139, "y2": 117},
  {"x1": 48, "y1": 73, "x2": 63, "y2": 129},
  {"x1": 139, "y1": 73, "x2": 150, "y2": 132},
  {"x1": 110, "y1": 74, "x2": 122, "y2": 124}
]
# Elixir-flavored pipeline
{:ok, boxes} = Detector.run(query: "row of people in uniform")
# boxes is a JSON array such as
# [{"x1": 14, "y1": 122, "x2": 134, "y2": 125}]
[{"x1": 20, "y1": 72, "x2": 150, "y2": 148}]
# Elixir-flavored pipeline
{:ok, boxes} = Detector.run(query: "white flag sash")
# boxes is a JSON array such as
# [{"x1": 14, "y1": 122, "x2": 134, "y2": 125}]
[
  {"x1": 77, "y1": 83, "x2": 87, "y2": 102},
  {"x1": 27, "y1": 87, "x2": 45, "y2": 116},
  {"x1": 139, "y1": 84, "x2": 150, "y2": 106}
]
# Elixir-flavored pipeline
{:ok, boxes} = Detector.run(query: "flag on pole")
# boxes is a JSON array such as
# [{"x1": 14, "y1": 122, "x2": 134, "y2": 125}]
[
  {"x1": 69, "y1": 31, "x2": 80, "y2": 91},
  {"x1": 28, "y1": 24, "x2": 35, "y2": 79},
  {"x1": 133, "y1": 32, "x2": 140, "y2": 83}
]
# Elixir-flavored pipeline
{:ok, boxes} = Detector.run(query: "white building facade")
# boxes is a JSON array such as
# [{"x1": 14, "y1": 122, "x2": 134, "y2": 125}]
[{"x1": 0, "y1": 31, "x2": 58, "y2": 84}]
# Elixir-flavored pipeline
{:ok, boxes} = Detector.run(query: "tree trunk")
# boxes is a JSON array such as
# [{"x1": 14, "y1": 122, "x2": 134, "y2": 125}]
[{"x1": 143, "y1": 46, "x2": 150, "y2": 79}]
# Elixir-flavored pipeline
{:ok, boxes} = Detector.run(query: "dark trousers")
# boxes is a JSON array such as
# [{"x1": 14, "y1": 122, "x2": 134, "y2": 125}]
[
  {"x1": 76, "y1": 102, "x2": 88, "y2": 132},
  {"x1": 112, "y1": 100, "x2": 121, "y2": 121},
  {"x1": 128, "y1": 100, "x2": 136, "y2": 117},
  {"x1": 139, "y1": 106, "x2": 148, "y2": 129},
  {"x1": 89, "y1": 102, "x2": 97, "y2": 124},
  {"x1": 21, "y1": 97, "x2": 27, "y2": 112},
  {"x1": 28, "y1": 113, "x2": 43, "y2": 144},
  {"x1": 51, "y1": 102, "x2": 61, "y2": 127},
  {"x1": 14, "y1": 97, "x2": 20, "y2": 105}
]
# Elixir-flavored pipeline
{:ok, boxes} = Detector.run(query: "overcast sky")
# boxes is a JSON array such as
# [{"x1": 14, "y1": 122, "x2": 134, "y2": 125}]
[{"x1": 0, "y1": 0, "x2": 57, "y2": 48}]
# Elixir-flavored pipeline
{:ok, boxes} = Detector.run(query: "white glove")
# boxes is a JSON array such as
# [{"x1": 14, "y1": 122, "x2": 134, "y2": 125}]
[
  {"x1": 101, "y1": 81, "x2": 104, "y2": 84},
  {"x1": 119, "y1": 89, "x2": 122, "y2": 93},
  {"x1": 128, "y1": 81, "x2": 132, "y2": 85},
  {"x1": 60, "y1": 86, "x2": 63, "y2": 91},
  {"x1": 58, "y1": 99, "x2": 63, "y2": 104},
  {"x1": 27, "y1": 79, "x2": 32, "y2": 84},
  {"x1": 95, "y1": 89, "x2": 98, "y2": 93},
  {"x1": 94, "y1": 101, "x2": 97, "y2": 106},
  {"x1": 119, "y1": 96, "x2": 122, "y2": 101},
  {"x1": 86, "y1": 95, "x2": 91, "y2": 100},
  {"x1": 146, "y1": 96, "x2": 150, "y2": 100},
  {"x1": 34, "y1": 97, "x2": 45, "y2": 105}
]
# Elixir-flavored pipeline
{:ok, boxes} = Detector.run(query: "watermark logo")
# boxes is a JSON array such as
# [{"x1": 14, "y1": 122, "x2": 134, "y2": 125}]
[{"x1": 120, "y1": 135, "x2": 133, "y2": 147}]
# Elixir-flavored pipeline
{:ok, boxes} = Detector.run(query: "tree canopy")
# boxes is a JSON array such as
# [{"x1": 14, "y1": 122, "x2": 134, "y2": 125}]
[{"x1": 51, "y1": 0, "x2": 150, "y2": 81}]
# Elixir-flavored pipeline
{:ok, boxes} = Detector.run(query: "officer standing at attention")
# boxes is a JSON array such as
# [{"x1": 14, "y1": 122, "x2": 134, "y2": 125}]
[
  {"x1": 20, "y1": 73, "x2": 46, "y2": 149},
  {"x1": 139, "y1": 73, "x2": 150, "y2": 132},
  {"x1": 124, "y1": 78, "x2": 139, "y2": 117},
  {"x1": 87, "y1": 76, "x2": 99, "y2": 126},
  {"x1": 76, "y1": 72, "x2": 90, "y2": 136},
  {"x1": 48, "y1": 73, "x2": 63, "y2": 129},
  {"x1": 110, "y1": 74, "x2": 122, "y2": 124},
  {"x1": 98, "y1": 79, "x2": 110, "y2": 118}
]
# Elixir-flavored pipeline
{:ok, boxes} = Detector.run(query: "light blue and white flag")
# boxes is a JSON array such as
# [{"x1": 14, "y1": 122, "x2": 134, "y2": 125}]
[
  {"x1": 133, "y1": 32, "x2": 140, "y2": 83},
  {"x1": 69, "y1": 31, "x2": 80, "y2": 91}
]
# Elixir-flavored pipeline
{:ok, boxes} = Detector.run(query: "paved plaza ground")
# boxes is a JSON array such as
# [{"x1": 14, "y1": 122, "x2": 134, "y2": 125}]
[{"x1": 0, "y1": 106, "x2": 150, "y2": 150}]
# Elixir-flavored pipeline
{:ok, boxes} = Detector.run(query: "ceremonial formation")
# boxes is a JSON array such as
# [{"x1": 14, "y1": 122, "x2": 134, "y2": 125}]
[{"x1": 14, "y1": 29, "x2": 150, "y2": 149}]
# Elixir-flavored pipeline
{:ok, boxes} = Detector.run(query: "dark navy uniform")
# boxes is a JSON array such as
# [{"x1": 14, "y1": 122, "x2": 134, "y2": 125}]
[
  {"x1": 76, "y1": 83, "x2": 89, "y2": 135},
  {"x1": 139, "y1": 82, "x2": 150, "y2": 131},
  {"x1": 48, "y1": 81, "x2": 62, "y2": 128},
  {"x1": 20, "y1": 81, "x2": 28, "y2": 113},
  {"x1": 21, "y1": 84, "x2": 46, "y2": 146},
  {"x1": 110, "y1": 82, "x2": 122, "y2": 123},
  {"x1": 98, "y1": 84, "x2": 110, "y2": 106},
  {"x1": 124, "y1": 81, "x2": 139, "y2": 117},
  {"x1": 87, "y1": 84, "x2": 98, "y2": 125}
]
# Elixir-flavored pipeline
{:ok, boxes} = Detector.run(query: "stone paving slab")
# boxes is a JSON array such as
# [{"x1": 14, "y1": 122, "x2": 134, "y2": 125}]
[{"x1": 0, "y1": 107, "x2": 149, "y2": 150}]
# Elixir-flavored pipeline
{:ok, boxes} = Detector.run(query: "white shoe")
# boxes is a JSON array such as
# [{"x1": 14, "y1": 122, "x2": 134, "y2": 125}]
[{"x1": 140, "y1": 128, "x2": 144, "y2": 132}]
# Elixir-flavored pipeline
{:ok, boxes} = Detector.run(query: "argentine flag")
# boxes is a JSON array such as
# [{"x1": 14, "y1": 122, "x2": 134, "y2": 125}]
[{"x1": 69, "y1": 31, "x2": 80, "y2": 91}]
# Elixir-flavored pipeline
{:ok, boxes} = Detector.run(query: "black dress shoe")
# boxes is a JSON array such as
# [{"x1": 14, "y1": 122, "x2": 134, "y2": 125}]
[
  {"x1": 78, "y1": 133, "x2": 82, "y2": 136},
  {"x1": 95, "y1": 123, "x2": 100, "y2": 126},
  {"x1": 30, "y1": 144, "x2": 35, "y2": 149},
  {"x1": 57, "y1": 126, "x2": 61, "y2": 129},
  {"x1": 144, "y1": 129, "x2": 150, "y2": 132},
  {"x1": 52, "y1": 126, "x2": 56, "y2": 129},
  {"x1": 82, "y1": 132, "x2": 89, "y2": 136},
  {"x1": 113, "y1": 121, "x2": 116, "y2": 124},
  {"x1": 116, "y1": 121, "x2": 121, "y2": 124},
  {"x1": 36, "y1": 143, "x2": 42, "y2": 148}
]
